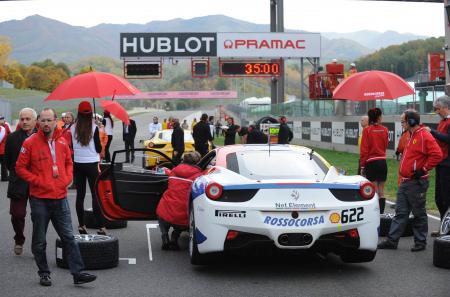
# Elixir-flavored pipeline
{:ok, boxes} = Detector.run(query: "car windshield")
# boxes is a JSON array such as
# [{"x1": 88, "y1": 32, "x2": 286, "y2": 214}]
[
  {"x1": 227, "y1": 150, "x2": 327, "y2": 180},
  {"x1": 159, "y1": 130, "x2": 193, "y2": 142}
]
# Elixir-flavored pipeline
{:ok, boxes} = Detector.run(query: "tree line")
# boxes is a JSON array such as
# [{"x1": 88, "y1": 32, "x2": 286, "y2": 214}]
[{"x1": 356, "y1": 36, "x2": 445, "y2": 79}]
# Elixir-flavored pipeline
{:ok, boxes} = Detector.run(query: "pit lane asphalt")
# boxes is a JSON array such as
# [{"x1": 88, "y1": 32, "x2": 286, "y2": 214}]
[{"x1": 0, "y1": 111, "x2": 448, "y2": 297}]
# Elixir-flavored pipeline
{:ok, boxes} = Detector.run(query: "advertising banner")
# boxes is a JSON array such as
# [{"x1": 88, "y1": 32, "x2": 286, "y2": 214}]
[
  {"x1": 321, "y1": 122, "x2": 332, "y2": 143},
  {"x1": 332, "y1": 122, "x2": 345, "y2": 144},
  {"x1": 216, "y1": 32, "x2": 321, "y2": 58},
  {"x1": 121, "y1": 33, "x2": 217, "y2": 57},
  {"x1": 345, "y1": 122, "x2": 359, "y2": 146},
  {"x1": 302, "y1": 122, "x2": 311, "y2": 140},
  {"x1": 311, "y1": 121, "x2": 321, "y2": 142}
]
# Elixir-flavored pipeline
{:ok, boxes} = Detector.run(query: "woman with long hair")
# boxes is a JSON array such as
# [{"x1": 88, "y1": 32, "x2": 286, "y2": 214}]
[
  {"x1": 71, "y1": 101, "x2": 106, "y2": 235},
  {"x1": 360, "y1": 107, "x2": 389, "y2": 214},
  {"x1": 102, "y1": 111, "x2": 113, "y2": 162}
]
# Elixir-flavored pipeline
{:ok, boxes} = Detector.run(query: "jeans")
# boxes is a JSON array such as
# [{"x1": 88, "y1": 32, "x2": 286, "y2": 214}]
[
  {"x1": 30, "y1": 197, "x2": 84, "y2": 276},
  {"x1": 388, "y1": 179, "x2": 429, "y2": 245},
  {"x1": 10, "y1": 197, "x2": 28, "y2": 245}
]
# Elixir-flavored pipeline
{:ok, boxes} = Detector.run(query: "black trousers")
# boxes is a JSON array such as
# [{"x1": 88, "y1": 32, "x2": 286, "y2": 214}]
[
  {"x1": 435, "y1": 165, "x2": 450, "y2": 219},
  {"x1": 172, "y1": 150, "x2": 183, "y2": 165},
  {"x1": 105, "y1": 135, "x2": 113, "y2": 162},
  {"x1": 124, "y1": 138, "x2": 135, "y2": 162},
  {"x1": 0, "y1": 154, "x2": 8, "y2": 180},
  {"x1": 195, "y1": 144, "x2": 208, "y2": 157},
  {"x1": 74, "y1": 162, "x2": 105, "y2": 228}
]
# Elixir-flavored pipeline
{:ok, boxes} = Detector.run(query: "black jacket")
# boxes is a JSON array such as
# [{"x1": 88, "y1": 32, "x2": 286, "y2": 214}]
[
  {"x1": 278, "y1": 123, "x2": 293, "y2": 144},
  {"x1": 4, "y1": 129, "x2": 34, "y2": 199},
  {"x1": 247, "y1": 130, "x2": 268, "y2": 144},
  {"x1": 224, "y1": 124, "x2": 239, "y2": 145},
  {"x1": 192, "y1": 121, "x2": 212, "y2": 146},
  {"x1": 122, "y1": 119, "x2": 137, "y2": 141},
  {"x1": 171, "y1": 126, "x2": 185, "y2": 153}
]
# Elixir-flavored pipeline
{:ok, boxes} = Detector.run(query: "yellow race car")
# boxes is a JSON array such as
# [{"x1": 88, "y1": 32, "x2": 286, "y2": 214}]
[{"x1": 141, "y1": 129, "x2": 196, "y2": 168}]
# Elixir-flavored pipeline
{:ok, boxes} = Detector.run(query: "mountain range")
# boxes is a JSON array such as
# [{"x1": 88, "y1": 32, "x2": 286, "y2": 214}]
[{"x1": 0, "y1": 14, "x2": 430, "y2": 64}]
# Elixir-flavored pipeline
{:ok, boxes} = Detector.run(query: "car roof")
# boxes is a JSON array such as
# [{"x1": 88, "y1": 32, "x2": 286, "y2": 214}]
[{"x1": 215, "y1": 144, "x2": 315, "y2": 167}]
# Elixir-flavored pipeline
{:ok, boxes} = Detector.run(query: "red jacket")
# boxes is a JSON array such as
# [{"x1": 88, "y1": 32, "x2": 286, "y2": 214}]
[
  {"x1": 360, "y1": 124, "x2": 389, "y2": 168},
  {"x1": 16, "y1": 128, "x2": 73, "y2": 199},
  {"x1": 399, "y1": 126, "x2": 443, "y2": 180},
  {"x1": 431, "y1": 118, "x2": 450, "y2": 163},
  {"x1": 61, "y1": 125, "x2": 73, "y2": 155},
  {"x1": 0, "y1": 124, "x2": 9, "y2": 155},
  {"x1": 156, "y1": 164, "x2": 203, "y2": 226}
]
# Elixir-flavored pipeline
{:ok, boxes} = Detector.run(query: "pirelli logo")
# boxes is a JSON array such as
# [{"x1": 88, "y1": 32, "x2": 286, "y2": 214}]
[{"x1": 215, "y1": 210, "x2": 246, "y2": 218}]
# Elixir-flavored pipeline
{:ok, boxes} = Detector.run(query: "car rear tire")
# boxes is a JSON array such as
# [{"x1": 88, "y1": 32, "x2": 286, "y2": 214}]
[
  {"x1": 433, "y1": 235, "x2": 450, "y2": 269},
  {"x1": 341, "y1": 249, "x2": 376, "y2": 263},
  {"x1": 379, "y1": 213, "x2": 413, "y2": 237},
  {"x1": 56, "y1": 234, "x2": 119, "y2": 270},
  {"x1": 84, "y1": 208, "x2": 127, "y2": 229},
  {"x1": 189, "y1": 207, "x2": 216, "y2": 265}
]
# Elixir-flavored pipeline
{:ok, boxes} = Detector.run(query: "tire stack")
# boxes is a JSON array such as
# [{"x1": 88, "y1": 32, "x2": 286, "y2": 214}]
[
  {"x1": 84, "y1": 208, "x2": 127, "y2": 229},
  {"x1": 56, "y1": 234, "x2": 119, "y2": 270},
  {"x1": 379, "y1": 213, "x2": 414, "y2": 237},
  {"x1": 433, "y1": 208, "x2": 450, "y2": 269}
]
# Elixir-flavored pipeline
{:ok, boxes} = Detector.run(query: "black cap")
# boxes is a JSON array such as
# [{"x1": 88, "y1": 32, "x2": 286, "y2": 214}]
[{"x1": 0, "y1": 116, "x2": 4, "y2": 120}]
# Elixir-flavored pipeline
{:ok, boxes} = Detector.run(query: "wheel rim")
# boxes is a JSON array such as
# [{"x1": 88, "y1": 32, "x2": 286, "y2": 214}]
[
  {"x1": 440, "y1": 210, "x2": 450, "y2": 235},
  {"x1": 189, "y1": 210, "x2": 194, "y2": 257},
  {"x1": 74, "y1": 234, "x2": 111, "y2": 241}
]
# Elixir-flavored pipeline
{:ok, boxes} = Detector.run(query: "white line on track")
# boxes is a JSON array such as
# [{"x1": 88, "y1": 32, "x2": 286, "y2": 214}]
[
  {"x1": 119, "y1": 258, "x2": 136, "y2": 264},
  {"x1": 385, "y1": 200, "x2": 440, "y2": 221}
]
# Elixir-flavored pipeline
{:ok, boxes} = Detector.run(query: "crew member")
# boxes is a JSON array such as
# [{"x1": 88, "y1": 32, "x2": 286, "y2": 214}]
[
  {"x1": 426, "y1": 95, "x2": 450, "y2": 236},
  {"x1": 360, "y1": 108, "x2": 389, "y2": 213},
  {"x1": 277, "y1": 116, "x2": 293, "y2": 144},
  {"x1": 171, "y1": 119, "x2": 184, "y2": 165},
  {"x1": 16, "y1": 108, "x2": 97, "y2": 286},
  {"x1": 192, "y1": 114, "x2": 212, "y2": 157},
  {"x1": 4, "y1": 108, "x2": 37, "y2": 255},
  {"x1": 378, "y1": 110, "x2": 442, "y2": 252}
]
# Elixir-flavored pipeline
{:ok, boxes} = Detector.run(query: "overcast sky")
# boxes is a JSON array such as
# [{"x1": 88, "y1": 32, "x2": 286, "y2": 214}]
[{"x1": 0, "y1": 0, "x2": 445, "y2": 36}]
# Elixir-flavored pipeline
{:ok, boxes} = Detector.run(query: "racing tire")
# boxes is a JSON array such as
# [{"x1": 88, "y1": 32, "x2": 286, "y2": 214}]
[
  {"x1": 189, "y1": 207, "x2": 217, "y2": 265},
  {"x1": 84, "y1": 208, "x2": 127, "y2": 229},
  {"x1": 56, "y1": 234, "x2": 119, "y2": 270},
  {"x1": 433, "y1": 236, "x2": 450, "y2": 269},
  {"x1": 341, "y1": 249, "x2": 377, "y2": 263},
  {"x1": 379, "y1": 213, "x2": 413, "y2": 237},
  {"x1": 439, "y1": 208, "x2": 450, "y2": 236}
]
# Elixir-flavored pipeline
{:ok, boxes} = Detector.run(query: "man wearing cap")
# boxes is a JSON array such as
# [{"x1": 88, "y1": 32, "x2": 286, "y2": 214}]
[
  {"x1": 0, "y1": 116, "x2": 10, "y2": 181},
  {"x1": 277, "y1": 116, "x2": 293, "y2": 144}
]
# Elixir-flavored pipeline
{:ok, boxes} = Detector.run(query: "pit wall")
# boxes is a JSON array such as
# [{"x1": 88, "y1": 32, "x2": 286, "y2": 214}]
[{"x1": 288, "y1": 114, "x2": 440, "y2": 155}]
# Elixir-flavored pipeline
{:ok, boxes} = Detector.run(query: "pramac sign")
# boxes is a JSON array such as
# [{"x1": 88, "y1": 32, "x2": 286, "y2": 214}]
[{"x1": 120, "y1": 32, "x2": 321, "y2": 58}]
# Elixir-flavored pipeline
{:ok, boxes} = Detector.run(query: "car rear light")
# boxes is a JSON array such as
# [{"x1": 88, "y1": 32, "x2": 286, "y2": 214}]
[
  {"x1": 206, "y1": 182, "x2": 223, "y2": 200},
  {"x1": 359, "y1": 182, "x2": 375, "y2": 200},
  {"x1": 347, "y1": 228, "x2": 359, "y2": 239},
  {"x1": 226, "y1": 230, "x2": 239, "y2": 241}
]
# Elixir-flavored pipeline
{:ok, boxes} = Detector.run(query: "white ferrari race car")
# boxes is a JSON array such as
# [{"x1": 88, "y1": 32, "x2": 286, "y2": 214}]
[{"x1": 95, "y1": 145, "x2": 379, "y2": 265}]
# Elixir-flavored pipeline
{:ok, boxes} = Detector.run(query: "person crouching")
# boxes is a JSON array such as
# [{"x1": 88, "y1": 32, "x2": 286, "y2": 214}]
[{"x1": 156, "y1": 152, "x2": 202, "y2": 250}]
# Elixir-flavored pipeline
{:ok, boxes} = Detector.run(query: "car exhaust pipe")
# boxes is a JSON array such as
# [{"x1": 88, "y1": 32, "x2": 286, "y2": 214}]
[
  {"x1": 279, "y1": 234, "x2": 289, "y2": 245},
  {"x1": 302, "y1": 233, "x2": 313, "y2": 245}
]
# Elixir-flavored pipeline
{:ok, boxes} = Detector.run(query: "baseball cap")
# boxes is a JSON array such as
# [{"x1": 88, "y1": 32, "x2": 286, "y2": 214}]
[{"x1": 78, "y1": 101, "x2": 92, "y2": 114}]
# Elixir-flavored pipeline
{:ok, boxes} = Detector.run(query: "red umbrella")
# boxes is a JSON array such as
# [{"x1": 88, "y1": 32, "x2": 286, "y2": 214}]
[
  {"x1": 332, "y1": 70, "x2": 414, "y2": 101},
  {"x1": 100, "y1": 100, "x2": 130, "y2": 125},
  {"x1": 45, "y1": 71, "x2": 140, "y2": 101}
]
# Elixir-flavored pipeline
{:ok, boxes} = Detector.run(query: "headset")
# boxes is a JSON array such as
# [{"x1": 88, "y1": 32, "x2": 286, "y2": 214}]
[{"x1": 404, "y1": 110, "x2": 420, "y2": 127}]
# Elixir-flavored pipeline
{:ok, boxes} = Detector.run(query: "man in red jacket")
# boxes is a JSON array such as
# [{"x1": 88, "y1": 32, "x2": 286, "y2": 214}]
[
  {"x1": 426, "y1": 95, "x2": 450, "y2": 236},
  {"x1": 16, "y1": 108, "x2": 96, "y2": 286},
  {"x1": 378, "y1": 110, "x2": 443, "y2": 252}
]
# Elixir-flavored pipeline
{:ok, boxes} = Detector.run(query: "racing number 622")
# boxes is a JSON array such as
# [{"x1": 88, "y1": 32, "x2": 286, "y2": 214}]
[{"x1": 341, "y1": 207, "x2": 364, "y2": 223}]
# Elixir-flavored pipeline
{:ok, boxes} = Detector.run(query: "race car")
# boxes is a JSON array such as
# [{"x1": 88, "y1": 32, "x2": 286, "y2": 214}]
[
  {"x1": 141, "y1": 129, "x2": 196, "y2": 168},
  {"x1": 95, "y1": 145, "x2": 379, "y2": 265}
]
